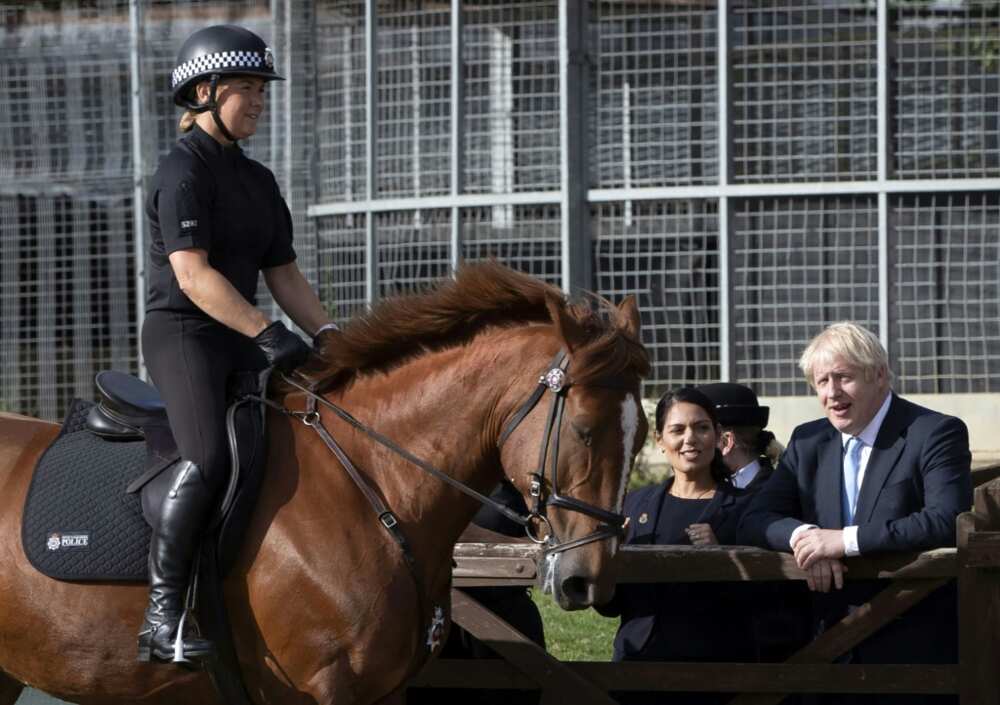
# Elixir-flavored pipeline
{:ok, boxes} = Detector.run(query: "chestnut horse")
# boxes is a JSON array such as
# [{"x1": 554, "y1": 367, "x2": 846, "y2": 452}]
[{"x1": 0, "y1": 262, "x2": 649, "y2": 705}]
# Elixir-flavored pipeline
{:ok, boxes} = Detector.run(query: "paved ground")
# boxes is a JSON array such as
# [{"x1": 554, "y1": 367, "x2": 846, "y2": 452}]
[{"x1": 16, "y1": 691, "x2": 67, "y2": 705}]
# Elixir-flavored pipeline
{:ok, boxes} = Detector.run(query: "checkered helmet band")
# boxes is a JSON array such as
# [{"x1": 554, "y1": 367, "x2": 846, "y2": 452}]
[
  {"x1": 171, "y1": 49, "x2": 270, "y2": 89},
  {"x1": 171, "y1": 25, "x2": 283, "y2": 108}
]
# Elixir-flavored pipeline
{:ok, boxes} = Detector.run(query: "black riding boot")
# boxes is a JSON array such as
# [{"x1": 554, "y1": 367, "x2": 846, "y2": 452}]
[{"x1": 137, "y1": 460, "x2": 217, "y2": 663}]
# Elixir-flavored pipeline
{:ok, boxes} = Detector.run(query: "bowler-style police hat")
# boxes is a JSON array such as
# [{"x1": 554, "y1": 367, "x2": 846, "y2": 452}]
[
  {"x1": 171, "y1": 25, "x2": 284, "y2": 108},
  {"x1": 697, "y1": 383, "x2": 769, "y2": 428}
]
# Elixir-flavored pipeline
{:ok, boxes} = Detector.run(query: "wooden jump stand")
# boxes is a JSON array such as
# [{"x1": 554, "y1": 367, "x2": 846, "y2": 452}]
[{"x1": 411, "y1": 474, "x2": 1000, "y2": 704}]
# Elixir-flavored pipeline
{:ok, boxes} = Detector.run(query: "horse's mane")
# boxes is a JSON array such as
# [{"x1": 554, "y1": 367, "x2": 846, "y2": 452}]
[{"x1": 298, "y1": 261, "x2": 650, "y2": 392}]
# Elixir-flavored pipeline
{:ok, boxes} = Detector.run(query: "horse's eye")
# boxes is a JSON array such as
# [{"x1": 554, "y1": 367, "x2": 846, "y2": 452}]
[{"x1": 571, "y1": 423, "x2": 593, "y2": 447}]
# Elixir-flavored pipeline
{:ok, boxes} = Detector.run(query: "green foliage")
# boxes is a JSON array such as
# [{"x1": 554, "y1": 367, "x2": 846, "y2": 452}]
[
  {"x1": 972, "y1": 34, "x2": 1000, "y2": 70},
  {"x1": 531, "y1": 589, "x2": 618, "y2": 661}
]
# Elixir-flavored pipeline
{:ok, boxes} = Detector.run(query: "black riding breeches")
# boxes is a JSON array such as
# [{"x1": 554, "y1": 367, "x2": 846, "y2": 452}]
[{"x1": 141, "y1": 310, "x2": 266, "y2": 493}]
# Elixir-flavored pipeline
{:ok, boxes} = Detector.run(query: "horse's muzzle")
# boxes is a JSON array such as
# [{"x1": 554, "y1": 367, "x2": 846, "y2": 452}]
[{"x1": 547, "y1": 549, "x2": 616, "y2": 610}]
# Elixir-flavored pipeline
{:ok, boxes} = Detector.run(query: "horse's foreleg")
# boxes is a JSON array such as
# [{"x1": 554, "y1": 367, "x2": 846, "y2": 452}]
[{"x1": 0, "y1": 672, "x2": 23, "y2": 705}]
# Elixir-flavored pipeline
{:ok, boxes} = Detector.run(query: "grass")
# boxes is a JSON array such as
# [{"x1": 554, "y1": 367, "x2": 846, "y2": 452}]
[{"x1": 530, "y1": 588, "x2": 618, "y2": 661}]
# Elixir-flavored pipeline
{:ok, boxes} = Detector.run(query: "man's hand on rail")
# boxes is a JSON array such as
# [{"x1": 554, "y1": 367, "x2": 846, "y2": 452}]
[
  {"x1": 792, "y1": 527, "x2": 846, "y2": 569},
  {"x1": 803, "y1": 558, "x2": 847, "y2": 593}
]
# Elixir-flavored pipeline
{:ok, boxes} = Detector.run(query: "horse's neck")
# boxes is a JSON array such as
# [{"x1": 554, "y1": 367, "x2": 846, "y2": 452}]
[{"x1": 344, "y1": 328, "x2": 554, "y2": 565}]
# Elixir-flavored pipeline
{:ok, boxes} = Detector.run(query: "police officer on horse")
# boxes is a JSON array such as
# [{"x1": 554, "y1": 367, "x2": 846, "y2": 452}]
[{"x1": 138, "y1": 24, "x2": 336, "y2": 664}]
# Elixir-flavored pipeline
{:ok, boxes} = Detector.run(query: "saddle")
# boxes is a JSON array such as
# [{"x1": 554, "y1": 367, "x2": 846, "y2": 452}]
[{"x1": 87, "y1": 371, "x2": 183, "y2": 529}]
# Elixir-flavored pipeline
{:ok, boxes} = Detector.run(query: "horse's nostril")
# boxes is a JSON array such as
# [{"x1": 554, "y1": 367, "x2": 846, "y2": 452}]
[{"x1": 560, "y1": 575, "x2": 591, "y2": 604}]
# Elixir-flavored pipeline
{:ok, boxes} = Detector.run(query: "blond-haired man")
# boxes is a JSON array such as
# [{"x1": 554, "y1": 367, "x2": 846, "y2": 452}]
[{"x1": 741, "y1": 322, "x2": 971, "y2": 696}]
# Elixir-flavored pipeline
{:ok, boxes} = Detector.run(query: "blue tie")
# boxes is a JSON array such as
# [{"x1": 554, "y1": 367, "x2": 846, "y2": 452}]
[{"x1": 842, "y1": 436, "x2": 863, "y2": 525}]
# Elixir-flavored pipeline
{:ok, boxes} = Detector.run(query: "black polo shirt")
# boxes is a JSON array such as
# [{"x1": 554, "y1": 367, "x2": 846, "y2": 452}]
[{"x1": 145, "y1": 124, "x2": 296, "y2": 315}]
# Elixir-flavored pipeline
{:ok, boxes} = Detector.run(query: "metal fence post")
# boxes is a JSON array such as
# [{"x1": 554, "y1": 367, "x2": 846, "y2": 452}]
[
  {"x1": 559, "y1": 0, "x2": 591, "y2": 296},
  {"x1": 450, "y1": 0, "x2": 464, "y2": 272},
  {"x1": 128, "y1": 0, "x2": 146, "y2": 379},
  {"x1": 877, "y1": 0, "x2": 890, "y2": 352},
  {"x1": 718, "y1": 0, "x2": 734, "y2": 382},
  {"x1": 365, "y1": 0, "x2": 378, "y2": 306}
]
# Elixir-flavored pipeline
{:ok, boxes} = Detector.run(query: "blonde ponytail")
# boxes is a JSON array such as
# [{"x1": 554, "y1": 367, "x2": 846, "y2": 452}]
[
  {"x1": 732, "y1": 426, "x2": 785, "y2": 469},
  {"x1": 178, "y1": 110, "x2": 199, "y2": 133}
]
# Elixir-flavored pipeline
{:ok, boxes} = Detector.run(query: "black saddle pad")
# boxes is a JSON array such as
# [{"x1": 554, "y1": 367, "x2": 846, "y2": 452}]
[
  {"x1": 23, "y1": 372, "x2": 269, "y2": 583},
  {"x1": 22, "y1": 399, "x2": 151, "y2": 581}
]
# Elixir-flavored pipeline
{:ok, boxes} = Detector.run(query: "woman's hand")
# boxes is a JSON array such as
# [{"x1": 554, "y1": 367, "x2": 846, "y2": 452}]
[
  {"x1": 254, "y1": 321, "x2": 311, "y2": 372},
  {"x1": 685, "y1": 523, "x2": 718, "y2": 546}
]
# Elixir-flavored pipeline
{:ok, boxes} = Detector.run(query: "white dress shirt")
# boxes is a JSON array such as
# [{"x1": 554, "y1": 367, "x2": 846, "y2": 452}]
[{"x1": 789, "y1": 392, "x2": 893, "y2": 556}]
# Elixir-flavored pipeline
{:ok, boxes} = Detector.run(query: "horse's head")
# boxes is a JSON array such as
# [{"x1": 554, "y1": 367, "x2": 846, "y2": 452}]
[
  {"x1": 298, "y1": 261, "x2": 649, "y2": 609},
  {"x1": 498, "y1": 291, "x2": 649, "y2": 610}
]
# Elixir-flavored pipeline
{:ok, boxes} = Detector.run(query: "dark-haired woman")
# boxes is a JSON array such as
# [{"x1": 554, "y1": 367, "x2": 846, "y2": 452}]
[
  {"x1": 137, "y1": 25, "x2": 336, "y2": 664},
  {"x1": 597, "y1": 387, "x2": 756, "y2": 705}
]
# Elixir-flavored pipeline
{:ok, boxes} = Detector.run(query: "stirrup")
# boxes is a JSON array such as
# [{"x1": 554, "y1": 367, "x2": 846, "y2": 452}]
[
  {"x1": 136, "y1": 613, "x2": 214, "y2": 665},
  {"x1": 173, "y1": 609, "x2": 194, "y2": 664},
  {"x1": 137, "y1": 557, "x2": 212, "y2": 664}
]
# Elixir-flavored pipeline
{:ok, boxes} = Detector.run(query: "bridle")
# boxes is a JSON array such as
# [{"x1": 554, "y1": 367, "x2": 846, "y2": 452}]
[
  {"x1": 268, "y1": 349, "x2": 629, "y2": 557},
  {"x1": 497, "y1": 350, "x2": 629, "y2": 555}
]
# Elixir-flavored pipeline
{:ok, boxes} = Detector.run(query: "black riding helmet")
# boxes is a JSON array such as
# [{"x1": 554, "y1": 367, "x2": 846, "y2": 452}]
[
  {"x1": 697, "y1": 382, "x2": 769, "y2": 428},
  {"x1": 170, "y1": 25, "x2": 284, "y2": 141}
]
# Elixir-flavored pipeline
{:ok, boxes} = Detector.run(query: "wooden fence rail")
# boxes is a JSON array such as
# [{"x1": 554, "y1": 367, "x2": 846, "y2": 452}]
[{"x1": 411, "y1": 476, "x2": 1000, "y2": 704}]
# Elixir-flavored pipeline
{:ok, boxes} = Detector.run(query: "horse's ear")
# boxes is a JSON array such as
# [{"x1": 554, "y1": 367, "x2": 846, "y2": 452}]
[
  {"x1": 545, "y1": 291, "x2": 588, "y2": 352},
  {"x1": 617, "y1": 295, "x2": 641, "y2": 341}
]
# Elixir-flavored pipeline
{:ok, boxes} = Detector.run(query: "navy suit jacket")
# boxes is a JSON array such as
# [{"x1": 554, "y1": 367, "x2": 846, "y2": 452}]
[
  {"x1": 600, "y1": 480, "x2": 756, "y2": 661},
  {"x1": 741, "y1": 393, "x2": 972, "y2": 554}
]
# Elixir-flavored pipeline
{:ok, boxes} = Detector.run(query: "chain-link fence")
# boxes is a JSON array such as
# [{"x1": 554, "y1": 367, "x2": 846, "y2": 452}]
[{"x1": 3, "y1": 0, "x2": 1000, "y2": 423}]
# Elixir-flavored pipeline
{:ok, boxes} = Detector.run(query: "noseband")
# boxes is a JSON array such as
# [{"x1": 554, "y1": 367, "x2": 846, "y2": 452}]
[
  {"x1": 498, "y1": 350, "x2": 628, "y2": 555},
  {"x1": 271, "y1": 350, "x2": 628, "y2": 557}
]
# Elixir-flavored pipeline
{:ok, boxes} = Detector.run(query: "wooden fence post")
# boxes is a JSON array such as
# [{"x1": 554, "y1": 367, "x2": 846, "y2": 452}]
[
  {"x1": 958, "y1": 479, "x2": 1000, "y2": 705},
  {"x1": 974, "y1": 478, "x2": 1000, "y2": 527}
]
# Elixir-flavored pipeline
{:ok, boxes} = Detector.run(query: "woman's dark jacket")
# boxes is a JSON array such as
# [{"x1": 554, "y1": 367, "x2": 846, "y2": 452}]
[{"x1": 597, "y1": 478, "x2": 758, "y2": 663}]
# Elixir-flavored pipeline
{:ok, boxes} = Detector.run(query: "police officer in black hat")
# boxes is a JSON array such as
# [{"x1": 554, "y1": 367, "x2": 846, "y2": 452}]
[
  {"x1": 697, "y1": 383, "x2": 780, "y2": 490},
  {"x1": 138, "y1": 25, "x2": 337, "y2": 664}
]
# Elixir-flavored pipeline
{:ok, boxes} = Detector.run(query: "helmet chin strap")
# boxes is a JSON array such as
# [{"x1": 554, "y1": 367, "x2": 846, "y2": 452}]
[
  {"x1": 184, "y1": 74, "x2": 239, "y2": 144},
  {"x1": 206, "y1": 75, "x2": 239, "y2": 144}
]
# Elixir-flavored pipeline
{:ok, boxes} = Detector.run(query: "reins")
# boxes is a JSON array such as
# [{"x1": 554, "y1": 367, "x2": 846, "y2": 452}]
[
  {"x1": 259, "y1": 375, "x2": 533, "y2": 530},
  {"x1": 246, "y1": 349, "x2": 628, "y2": 560}
]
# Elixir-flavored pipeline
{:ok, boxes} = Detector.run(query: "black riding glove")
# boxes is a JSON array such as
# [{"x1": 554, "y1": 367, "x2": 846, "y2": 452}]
[{"x1": 254, "y1": 321, "x2": 311, "y2": 372}]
